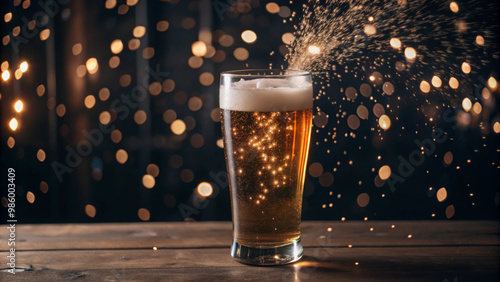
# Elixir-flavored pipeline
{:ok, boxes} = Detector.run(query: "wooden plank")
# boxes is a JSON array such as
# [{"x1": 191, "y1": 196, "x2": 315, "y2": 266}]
[
  {"x1": 0, "y1": 221, "x2": 498, "y2": 251},
  {"x1": 1, "y1": 246, "x2": 498, "y2": 281}
]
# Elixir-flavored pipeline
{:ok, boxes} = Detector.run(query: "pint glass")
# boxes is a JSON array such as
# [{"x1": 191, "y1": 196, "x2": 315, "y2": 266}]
[{"x1": 220, "y1": 69, "x2": 313, "y2": 265}]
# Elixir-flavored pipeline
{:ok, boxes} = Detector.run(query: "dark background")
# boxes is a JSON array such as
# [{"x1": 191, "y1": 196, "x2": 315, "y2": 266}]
[{"x1": 1, "y1": 0, "x2": 499, "y2": 223}]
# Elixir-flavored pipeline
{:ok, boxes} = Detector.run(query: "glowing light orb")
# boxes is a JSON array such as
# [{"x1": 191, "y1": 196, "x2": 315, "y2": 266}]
[
  {"x1": 472, "y1": 102, "x2": 482, "y2": 114},
  {"x1": 9, "y1": 118, "x2": 18, "y2": 131},
  {"x1": 265, "y1": 3, "x2": 280, "y2": 14},
  {"x1": 378, "y1": 165, "x2": 391, "y2": 180},
  {"x1": 462, "y1": 98, "x2": 472, "y2": 112},
  {"x1": 357, "y1": 193, "x2": 370, "y2": 207},
  {"x1": 2, "y1": 70, "x2": 10, "y2": 81},
  {"x1": 86, "y1": 58, "x2": 98, "y2": 74},
  {"x1": 449, "y1": 77, "x2": 459, "y2": 89},
  {"x1": 171, "y1": 119, "x2": 186, "y2": 135},
  {"x1": 363, "y1": 24, "x2": 376, "y2": 36},
  {"x1": 20, "y1": 61, "x2": 28, "y2": 72},
  {"x1": 192, "y1": 41, "x2": 207, "y2": 57},
  {"x1": 138, "y1": 208, "x2": 150, "y2": 221},
  {"x1": 493, "y1": 122, "x2": 500, "y2": 134},
  {"x1": 115, "y1": 149, "x2": 128, "y2": 164},
  {"x1": 133, "y1": 26, "x2": 146, "y2": 38},
  {"x1": 241, "y1": 30, "x2": 257, "y2": 43},
  {"x1": 488, "y1": 77, "x2": 497, "y2": 89},
  {"x1": 419, "y1": 81, "x2": 430, "y2": 93},
  {"x1": 142, "y1": 174, "x2": 155, "y2": 189},
  {"x1": 14, "y1": 69, "x2": 23, "y2": 80},
  {"x1": 450, "y1": 2, "x2": 459, "y2": 13},
  {"x1": 37, "y1": 149, "x2": 46, "y2": 162},
  {"x1": 390, "y1": 38, "x2": 401, "y2": 49},
  {"x1": 110, "y1": 39, "x2": 123, "y2": 54},
  {"x1": 461, "y1": 62, "x2": 471, "y2": 74},
  {"x1": 437, "y1": 187, "x2": 447, "y2": 202},
  {"x1": 1, "y1": 61, "x2": 8, "y2": 71},
  {"x1": 431, "y1": 76, "x2": 442, "y2": 88},
  {"x1": 14, "y1": 100, "x2": 23, "y2": 112},
  {"x1": 379, "y1": 115, "x2": 391, "y2": 130},
  {"x1": 307, "y1": 45, "x2": 321, "y2": 55},
  {"x1": 475, "y1": 35, "x2": 485, "y2": 46},
  {"x1": 85, "y1": 204, "x2": 96, "y2": 218},
  {"x1": 404, "y1": 47, "x2": 416, "y2": 59},
  {"x1": 282, "y1": 33, "x2": 295, "y2": 44},
  {"x1": 84, "y1": 95, "x2": 96, "y2": 109},
  {"x1": 197, "y1": 182, "x2": 213, "y2": 197},
  {"x1": 27, "y1": 191, "x2": 35, "y2": 204}
]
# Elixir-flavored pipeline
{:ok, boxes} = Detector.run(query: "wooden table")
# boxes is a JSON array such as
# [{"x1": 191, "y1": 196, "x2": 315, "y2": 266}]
[{"x1": 1, "y1": 221, "x2": 499, "y2": 281}]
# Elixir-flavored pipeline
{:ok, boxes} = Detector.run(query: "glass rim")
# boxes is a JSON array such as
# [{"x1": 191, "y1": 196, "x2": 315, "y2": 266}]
[{"x1": 221, "y1": 69, "x2": 310, "y2": 78}]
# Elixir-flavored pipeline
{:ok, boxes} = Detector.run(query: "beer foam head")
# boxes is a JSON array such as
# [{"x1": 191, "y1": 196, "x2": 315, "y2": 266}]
[{"x1": 220, "y1": 77, "x2": 313, "y2": 112}]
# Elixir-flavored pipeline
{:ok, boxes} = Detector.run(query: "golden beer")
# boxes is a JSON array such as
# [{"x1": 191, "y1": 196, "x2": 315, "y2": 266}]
[
  {"x1": 222, "y1": 109, "x2": 312, "y2": 247},
  {"x1": 220, "y1": 69, "x2": 313, "y2": 265}
]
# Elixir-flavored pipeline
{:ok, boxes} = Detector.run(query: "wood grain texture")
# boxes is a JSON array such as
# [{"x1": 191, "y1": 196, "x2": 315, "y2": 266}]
[
  {"x1": 0, "y1": 247, "x2": 498, "y2": 281},
  {"x1": 0, "y1": 221, "x2": 498, "y2": 251},
  {"x1": 0, "y1": 221, "x2": 498, "y2": 281}
]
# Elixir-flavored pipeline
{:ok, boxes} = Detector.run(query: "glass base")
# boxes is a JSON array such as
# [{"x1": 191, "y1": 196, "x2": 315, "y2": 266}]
[{"x1": 230, "y1": 238, "x2": 303, "y2": 266}]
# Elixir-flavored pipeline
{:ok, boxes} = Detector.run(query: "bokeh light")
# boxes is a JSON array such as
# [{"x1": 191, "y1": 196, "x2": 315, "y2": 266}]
[
  {"x1": 390, "y1": 38, "x2": 401, "y2": 49},
  {"x1": 378, "y1": 165, "x2": 391, "y2": 180},
  {"x1": 147, "y1": 164, "x2": 160, "y2": 178},
  {"x1": 27, "y1": 191, "x2": 35, "y2": 204},
  {"x1": 14, "y1": 100, "x2": 23, "y2": 112},
  {"x1": 171, "y1": 119, "x2": 186, "y2": 135},
  {"x1": 37, "y1": 149, "x2": 46, "y2": 162},
  {"x1": 488, "y1": 77, "x2": 497, "y2": 89},
  {"x1": 2, "y1": 70, "x2": 10, "y2": 81},
  {"x1": 84, "y1": 95, "x2": 96, "y2": 109},
  {"x1": 419, "y1": 81, "x2": 430, "y2": 93},
  {"x1": 379, "y1": 115, "x2": 391, "y2": 130},
  {"x1": 20, "y1": 61, "x2": 28, "y2": 72},
  {"x1": 233, "y1": 47, "x2": 249, "y2": 61},
  {"x1": 138, "y1": 208, "x2": 150, "y2": 221},
  {"x1": 133, "y1": 26, "x2": 146, "y2": 38},
  {"x1": 241, "y1": 30, "x2": 257, "y2": 43},
  {"x1": 110, "y1": 39, "x2": 123, "y2": 54},
  {"x1": 197, "y1": 182, "x2": 213, "y2": 197},
  {"x1": 449, "y1": 77, "x2": 459, "y2": 89},
  {"x1": 86, "y1": 58, "x2": 98, "y2": 74},
  {"x1": 404, "y1": 47, "x2": 416, "y2": 59},
  {"x1": 437, "y1": 187, "x2": 447, "y2": 202},
  {"x1": 462, "y1": 98, "x2": 472, "y2": 112},
  {"x1": 266, "y1": 3, "x2": 280, "y2": 14},
  {"x1": 308, "y1": 45, "x2": 321, "y2": 55},
  {"x1": 357, "y1": 193, "x2": 370, "y2": 207},
  {"x1": 431, "y1": 76, "x2": 442, "y2": 87},
  {"x1": 85, "y1": 204, "x2": 96, "y2": 218},
  {"x1": 142, "y1": 174, "x2": 155, "y2": 189},
  {"x1": 116, "y1": 149, "x2": 128, "y2": 164},
  {"x1": 191, "y1": 41, "x2": 207, "y2": 57},
  {"x1": 9, "y1": 118, "x2": 18, "y2": 131}
]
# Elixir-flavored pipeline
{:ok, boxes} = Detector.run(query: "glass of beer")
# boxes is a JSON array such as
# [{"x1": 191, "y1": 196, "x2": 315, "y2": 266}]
[{"x1": 220, "y1": 69, "x2": 313, "y2": 265}]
